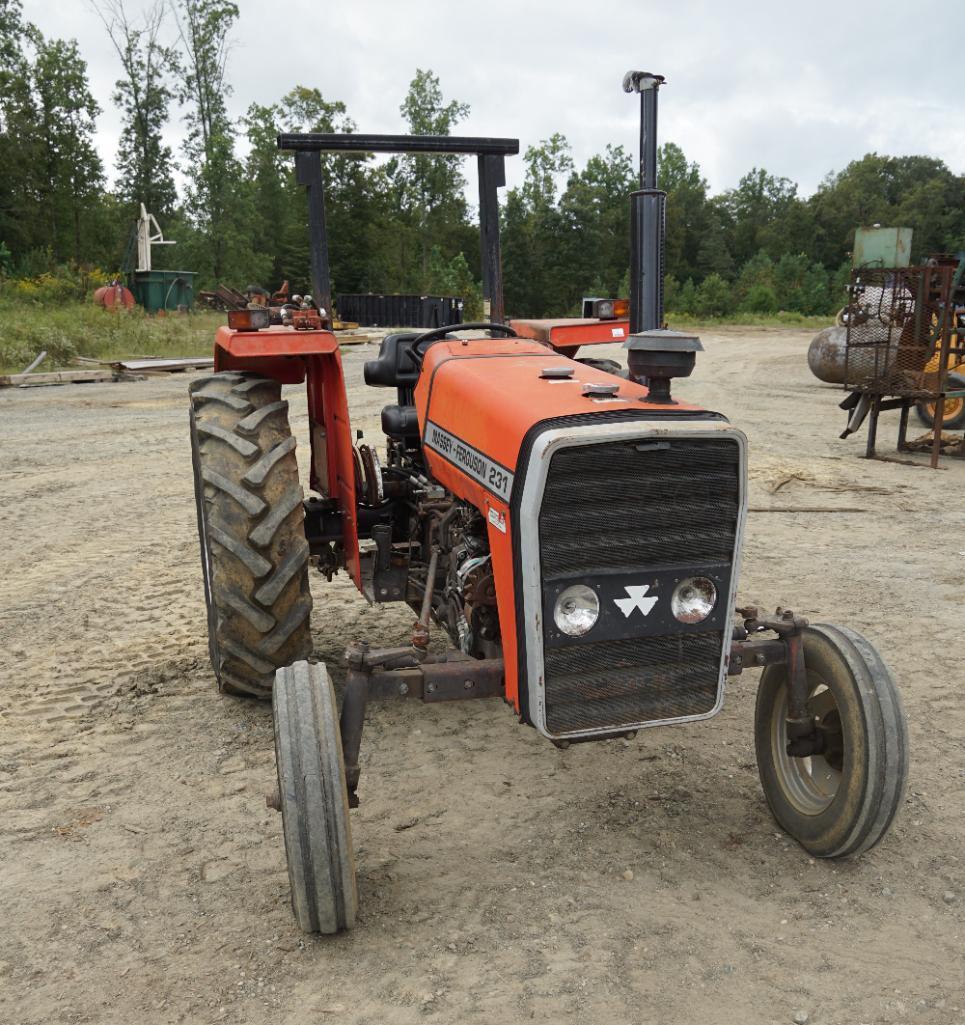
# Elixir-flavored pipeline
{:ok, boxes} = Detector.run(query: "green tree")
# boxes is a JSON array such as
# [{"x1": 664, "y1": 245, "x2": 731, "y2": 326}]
[
  {"x1": 658, "y1": 142, "x2": 714, "y2": 283},
  {"x1": 559, "y1": 144, "x2": 636, "y2": 307},
  {"x1": 695, "y1": 213, "x2": 734, "y2": 279},
  {"x1": 810, "y1": 153, "x2": 965, "y2": 267},
  {"x1": 734, "y1": 251, "x2": 775, "y2": 306},
  {"x1": 694, "y1": 273, "x2": 734, "y2": 317},
  {"x1": 28, "y1": 30, "x2": 104, "y2": 262},
  {"x1": 427, "y1": 246, "x2": 482, "y2": 318},
  {"x1": 172, "y1": 0, "x2": 258, "y2": 283},
  {"x1": 502, "y1": 134, "x2": 574, "y2": 316},
  {"x1": 391, "y1": 69, "x2": 471, "y2": 288},
  {"x1": 674, "y1": 277, "x2": 697, "y2": 315},
  {"x1": 0, "y1": 0, "x2": 33, "y2": 257},
  {"x1": 740, "y1": 283, "x2": 778, "y2": 314},
  {"x1": 799, "y1": 262, "x2": 831, "y2": 315},
  {"x1": 717, "y1": 167, "x2": 806, "y2": 268},
  {"x1": 773, "y1": 252, "x2": 809, "y2": 311},
  {"x1": 95, "y1": 0, "x2": 178, "y2": 220}
]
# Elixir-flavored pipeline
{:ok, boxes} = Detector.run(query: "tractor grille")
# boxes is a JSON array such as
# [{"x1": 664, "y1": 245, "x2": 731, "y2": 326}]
[
  {"x1": 537, "y1": 437, "x2": 740, "y2": 735},
  {"x1": 539, "y1": 440, "x2": 740, "y2": 577}
]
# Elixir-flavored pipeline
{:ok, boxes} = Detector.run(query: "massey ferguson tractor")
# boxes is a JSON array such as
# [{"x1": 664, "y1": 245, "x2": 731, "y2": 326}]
[{"x1": 188, "y1": 73, "x2": 908, "y2": 933}]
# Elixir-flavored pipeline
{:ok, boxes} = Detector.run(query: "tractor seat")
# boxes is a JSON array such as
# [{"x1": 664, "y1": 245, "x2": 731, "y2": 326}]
[
  {"x1": 363, "y1": 332, "x2": 422, "y2": 389},
  {"x1": 381, "y1": 404, "x2": 420, "y2": 439}
]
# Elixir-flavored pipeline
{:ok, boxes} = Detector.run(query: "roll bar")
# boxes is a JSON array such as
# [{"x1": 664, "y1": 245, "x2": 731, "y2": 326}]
[{"x1": 276, "y1": 133, "x2": 520, "y2": 324}]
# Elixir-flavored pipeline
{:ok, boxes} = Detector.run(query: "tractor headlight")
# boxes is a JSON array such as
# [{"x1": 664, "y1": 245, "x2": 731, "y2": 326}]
[
  {"x1": 553, "y1": 584, "x2": 600, "y2": 637},
  {"x1": 671, "y1": 577, "x2": 717, "y2": 624}
]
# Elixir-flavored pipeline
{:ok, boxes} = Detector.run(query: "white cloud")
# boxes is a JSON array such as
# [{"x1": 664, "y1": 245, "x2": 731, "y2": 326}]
[{"x1": 23, "y1": 0, "x2": 965, "y2": 199}]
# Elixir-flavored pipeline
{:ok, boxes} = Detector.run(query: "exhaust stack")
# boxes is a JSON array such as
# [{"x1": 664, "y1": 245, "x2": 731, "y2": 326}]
[
  {"x1": 622, "y1": 71, "x2": 701, "y2": 404},
  {"x1": 624, "y1": 71, "x2": 665, "y2": 333}
]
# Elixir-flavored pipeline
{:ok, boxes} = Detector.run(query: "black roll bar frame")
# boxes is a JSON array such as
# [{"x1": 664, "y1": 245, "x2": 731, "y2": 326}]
[{"x1": 276, "y1": 133, "x2": 520, "y2": 325}]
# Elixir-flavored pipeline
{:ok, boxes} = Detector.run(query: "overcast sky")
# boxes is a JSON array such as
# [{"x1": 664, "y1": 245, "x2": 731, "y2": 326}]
[{"x1": 23, "y1": 0, "x2": 965, "y2": 202}]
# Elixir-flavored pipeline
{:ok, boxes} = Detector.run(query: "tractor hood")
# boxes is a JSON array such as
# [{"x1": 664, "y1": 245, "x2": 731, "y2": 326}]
[{"x1": 414, "y1": 336, "x2": 710, "y2": 508}]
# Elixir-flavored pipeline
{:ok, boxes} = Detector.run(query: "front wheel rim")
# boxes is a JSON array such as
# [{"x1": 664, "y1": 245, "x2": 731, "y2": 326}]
[{"x1": 770, "y1": 682, "x2": 844, "y2": 815}]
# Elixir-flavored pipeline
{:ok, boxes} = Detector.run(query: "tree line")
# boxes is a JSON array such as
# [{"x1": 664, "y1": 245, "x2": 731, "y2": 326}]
[{"x1": 1, "y1": 0, "x2": 963, "y2": 319}]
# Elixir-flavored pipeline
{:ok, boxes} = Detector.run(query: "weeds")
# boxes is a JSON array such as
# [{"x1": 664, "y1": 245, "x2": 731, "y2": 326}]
[
  {"x1": 0, "y1": 298, "x2": 833, "y2": 374},
  {"x1": 0, "y1": 300, "x2": 224, "y2": 372}
]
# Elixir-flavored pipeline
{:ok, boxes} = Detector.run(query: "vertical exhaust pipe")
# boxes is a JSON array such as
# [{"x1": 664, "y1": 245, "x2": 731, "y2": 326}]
[
  {"x1": 622, "y1": 71, "x2": 702, "y2": 403},
  {"x1": 624, "y1": 71, "x2": 666, "y2": 334}
]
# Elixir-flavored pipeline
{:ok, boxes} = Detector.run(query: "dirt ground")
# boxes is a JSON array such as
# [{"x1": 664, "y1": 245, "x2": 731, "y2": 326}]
[{"x1": 1, "y1": 326, "x2": 963, "y2": 1025}]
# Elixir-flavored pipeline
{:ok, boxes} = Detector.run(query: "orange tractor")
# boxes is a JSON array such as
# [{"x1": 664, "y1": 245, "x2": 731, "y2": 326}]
[{"x1": 189, "y1": 73, "x2": 908, "y2": 933}]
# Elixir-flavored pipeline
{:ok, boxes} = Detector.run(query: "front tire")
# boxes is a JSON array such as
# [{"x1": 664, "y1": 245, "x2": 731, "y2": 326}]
[
  {"x1": 754, "y1": 624, "x2": 908, "y2": 858},
  {"x1": 273, "y1": 661, "x2": 357, "y2": 933},
  {"x1": 189, "y1": 372, "x2": 313, "y2": 698}
]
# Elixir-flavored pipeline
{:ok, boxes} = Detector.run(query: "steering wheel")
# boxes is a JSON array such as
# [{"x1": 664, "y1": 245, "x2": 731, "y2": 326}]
[{"x1": 408, "y1": 321, "x2": 518, "y2": 366}]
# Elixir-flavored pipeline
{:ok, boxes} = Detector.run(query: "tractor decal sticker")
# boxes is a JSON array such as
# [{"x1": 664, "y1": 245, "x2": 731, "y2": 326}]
[
  {"x1": 613, "y1": 584, "x2": 658, "y2": 618},
  {"x1": 424, "y1": 420, "x2": 514, "y2": 502},
  {"x1": 487, "y1": 507, "x2": 507, "y2": 533}
]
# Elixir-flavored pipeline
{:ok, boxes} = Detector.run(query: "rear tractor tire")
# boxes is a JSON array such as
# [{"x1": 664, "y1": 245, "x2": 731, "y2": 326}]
[
  {"x1": 272, "y1": 661, "x2": 357, "y2": 933},
  {"x1": 754, "y1": 624, "x2": 908, "y2": 858},
  {"x1": 189, "y1": 372, "x2": 313, "y2": 699}
]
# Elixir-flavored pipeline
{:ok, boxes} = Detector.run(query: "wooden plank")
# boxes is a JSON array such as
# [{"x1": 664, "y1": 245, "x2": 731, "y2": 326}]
[
  {"x1": 111, "y1": 356, "x2": 214, "y2": 372},
  {"x1": 0, "y1": 369, "x2": 113, "y2": 388},
  {"x1": 336, "y1": 334, "x2": 378, "y2": 346}
]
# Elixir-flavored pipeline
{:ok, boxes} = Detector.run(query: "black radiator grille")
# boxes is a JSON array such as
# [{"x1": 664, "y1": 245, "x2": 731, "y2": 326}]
[
  {"x1": 537, "y1": 437, "x2": 740, "y2": 734},
  {"x1": 543, "y1": 632, "x2": 724, "y2": 733},
  {"x1": 539, "y1": 439, "x2": 740, "y2": 578}
]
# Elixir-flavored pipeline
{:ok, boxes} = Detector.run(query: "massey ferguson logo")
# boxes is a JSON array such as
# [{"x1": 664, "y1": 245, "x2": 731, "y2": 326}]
[{"x1": 614, "y1": 584, "x2": 658, "y2": 618}]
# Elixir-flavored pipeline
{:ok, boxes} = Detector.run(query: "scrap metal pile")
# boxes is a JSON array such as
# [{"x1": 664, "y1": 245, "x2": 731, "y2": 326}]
[
  {"x1": 810, "y1": 243, "x2": 965, "y2": 467},
  {"x1": 839, "y1": 258, "x2": 965, "y2": 465}
]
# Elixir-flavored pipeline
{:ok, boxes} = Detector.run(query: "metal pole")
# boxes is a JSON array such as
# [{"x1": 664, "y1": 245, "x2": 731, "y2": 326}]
[
  {"x1": 477, "y1": 154, "x2": 506, "y2": 323},
  {"x1": 622, "y1": 72, "x2": 664, "y2": 187},
  {"x1": 623, "y1": 71, "x2": 667, "y2": 332},
  {"x1": 629, "y1": 189, "x2": 666, "y2": 333},
  {"x1": 295, "y1": 150, "x2": 332, "y2": 318},
  {"x1": 639, "y1": 82, "x2": 660, "y2": 188}
]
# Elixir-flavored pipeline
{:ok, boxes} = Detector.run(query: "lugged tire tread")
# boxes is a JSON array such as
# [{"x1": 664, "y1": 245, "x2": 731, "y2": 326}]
[
  {"x1": 221, "y1": 637, "x2": 276, "y2": 676},
  {"x1": 191, "y1": 387, "x2": 253, "y2": 413},
  {"x1": 259, "y1": 595, "x2": 313, "y2": 655},
  {"x1": 237, "y1": 400, "x2": 289, "y2": 435},
  {"x1": 196, "y1": 420, "x2": 259, "y2": 458},
  {"x1": 201, "y1": 466, "x2": 267, "y2": 516},
  {"x1": 255, "y1": 540, "x2": 310, "y2": 606},
  {"x1": 222, "y1": 589, "x2": 276, "y2": 632},
  {"x1": 232, "y1": 376, "x2": 277, "y2": 394},
  {"x1": 244, "y1": 436, "x2": 297, "y2": 488},
  {"x1": 249, "y1": 486, "x2": 304, "y2": 548},
  {"x1": 208, "y1": 524, "x2": 272, "y2": 578},
  {"x1": 189, "y1": 372, "x2": 313, "y2": 699}
]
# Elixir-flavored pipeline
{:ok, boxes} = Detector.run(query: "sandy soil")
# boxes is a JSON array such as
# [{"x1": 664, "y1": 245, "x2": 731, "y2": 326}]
[{"x1": 1, "y1": 326, "x2": 963, "y2": 1025}]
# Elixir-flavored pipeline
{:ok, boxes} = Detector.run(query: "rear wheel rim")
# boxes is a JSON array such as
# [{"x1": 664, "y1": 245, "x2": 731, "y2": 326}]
[{"x1": 769, "y1": 680, "x2": 844, "y2": 815}]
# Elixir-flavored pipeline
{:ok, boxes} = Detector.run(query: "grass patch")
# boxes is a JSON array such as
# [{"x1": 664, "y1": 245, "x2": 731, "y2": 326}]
[
  {"x1": 665, "y1": 311, "x2": 831, "y2": 330},
  {"x1": 0, "y1": 300, "x2": 224, "y2": 373},
  {"x1": 0, "y1": 300, "x2": 832, "y2": 374}
]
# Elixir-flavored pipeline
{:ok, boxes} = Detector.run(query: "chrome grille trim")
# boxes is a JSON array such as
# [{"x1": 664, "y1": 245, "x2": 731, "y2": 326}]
[{"x1": 518, "y1": 421, "x2": 748, "y2": 740}]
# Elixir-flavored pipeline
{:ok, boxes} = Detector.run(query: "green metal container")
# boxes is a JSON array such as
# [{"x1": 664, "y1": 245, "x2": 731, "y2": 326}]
[
  {"x1": 130, "y1": 270, "x2": 197, "y2": 313},
  {"x1": 852, "y1": 227, "x2": 913, "y2": 269}
]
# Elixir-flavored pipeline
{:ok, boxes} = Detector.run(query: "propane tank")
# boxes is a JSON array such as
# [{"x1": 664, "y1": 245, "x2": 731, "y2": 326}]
[
  {"x1": 807, "y1": 325, "x2": 848, "y2": 384},
  {"x1": 93, "y1": 281, "x2": 136, "y2": 311}
]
